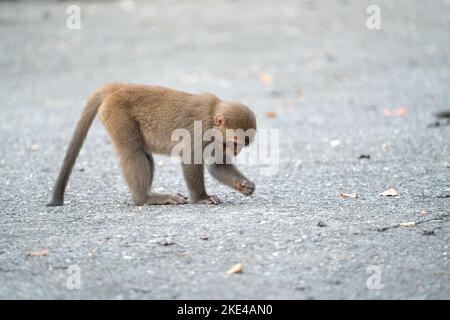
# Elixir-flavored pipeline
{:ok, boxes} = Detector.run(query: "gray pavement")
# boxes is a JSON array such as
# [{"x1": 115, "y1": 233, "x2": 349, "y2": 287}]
[{"x1": 0, "y1": 0, "x2": 449, "y2": 299}]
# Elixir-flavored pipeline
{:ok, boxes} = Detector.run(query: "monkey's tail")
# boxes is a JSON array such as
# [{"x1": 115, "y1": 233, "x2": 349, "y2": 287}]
[{"x1": 47, "y1": 90, "x2": 105, "y2": 206}]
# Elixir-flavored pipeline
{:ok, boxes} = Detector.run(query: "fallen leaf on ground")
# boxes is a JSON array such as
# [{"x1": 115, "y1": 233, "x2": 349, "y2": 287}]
[
  {"x1": 380, "y1": 188, "x2": 399, "y2": 197},
  {"x1": 259, "y1": 73, "x2": 273, "y2": 85},
  {"x1": 435, "y1": 111, "x2": 450, "y2": 119},
  {"x1": 317, "y1": 221, "x2": 327, "y2": 227},
  {"x1": 227, "y1": 263, "x2": 243, "y2": 274},
  {"x1": 383, "y1": 107, "x2": 407, "y2": 117},
  {"x1": 340, "y1": 192, "x2": 358, "y2": 199},
  {"x1": 358, "y1": 154, "x2": 371, "y2": 159},
  {"x1": 265, "y1": 111, "x2": 277, "y2": 118},
  {"x1": 200, "y1": 236, "x2": 209, "y2": 240},
  {"x1": 30, "y1": 144, "x2": 39, "y2": 151},
  {"x1": 382, "y1": 142, "x2": 391, "y2": 151},
  {"x1": 117, "y1": 0, "x2": 136, "y2": 12},
  {"x1": 159, "y1": 238, "x2": 174, "y2": 246},
  {"x1": 419, "y1": 209, "x2": 430, "y2": 216},
  {"x1": 399, "y1": 221, "x2": 416, "y2": 228},
  {"x1": 330, "y1": 139, "x2": 340, "y2": 147},
  {"x1": 29, "y1": 249, "x2": 49, "y2": 257}
]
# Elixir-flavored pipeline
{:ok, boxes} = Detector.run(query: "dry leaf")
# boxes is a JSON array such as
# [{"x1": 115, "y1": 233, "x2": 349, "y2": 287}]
[
  {"x1": 159, "y1": 238, "x2": 174, "y2": 246},
  {"x1": 30, "y1": 144, "x2": 39, "y2": 151},
  {"x1": 265, "y1": 111, "x2": 277, "y2": 118},
  {"x1": 383, "y1": 107, "x2": 407, "y2": 117},
  {"x1": 382, "y1": 142, "x2": 391, "y2": 151},
  {"x1": 29, "y1": 249, "x2": 49, "y2": 257},
  {"x1": 340, "y1": 192, "x2": 358, "y2": 199},
  {"x1": 399, "y1": 221, "x2": 416, "y2": 228},
  {"x1": 117, "y1": 0, "x2": 136, "y2": 12},
  {"x1": 259, "y1": 73, "x2": 273, "y2": 85},
  {"x1": 330, "y1": 140, "x2": 340, "y2": 147},
  {"x1": 419, "y1": 209, "x2": 430, "y2": 216},
  {"x1": 227, "y1": 263, "x2": 243, "y2": 274},
  {"x1": 380, "y1": 188, "x2": 399, "y2": 197},
  {"x1": 317, "y1": 221, "x2": 327, "y2": 227}
]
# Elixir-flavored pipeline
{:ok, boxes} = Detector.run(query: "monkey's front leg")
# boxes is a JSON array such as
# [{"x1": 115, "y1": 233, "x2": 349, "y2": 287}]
[
  {"x1": 181, "y1": 164, "x2": 220, "y2": 204},
  {"x1": 208, "y1": 163, "x2": 255, "y2": 196}
]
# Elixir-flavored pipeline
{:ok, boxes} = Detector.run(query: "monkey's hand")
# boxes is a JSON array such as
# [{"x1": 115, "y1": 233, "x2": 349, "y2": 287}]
[
  {"x1": 193, "y1": 194, "x2": 221, "y2": 205},
  {"x1": 235, "y1": 180, "x2": 255, "y2": 196}
]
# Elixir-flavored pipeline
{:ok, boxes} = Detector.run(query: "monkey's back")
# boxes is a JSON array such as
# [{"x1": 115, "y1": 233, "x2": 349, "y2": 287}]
[{"x1": 98, "y1": 83, "x2": 218, "y2": 155}]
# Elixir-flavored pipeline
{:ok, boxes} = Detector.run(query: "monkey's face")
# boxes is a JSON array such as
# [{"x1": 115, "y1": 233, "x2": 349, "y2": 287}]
[{"x1": 213, "y1": 102, "x2": 257, "y2": 157}]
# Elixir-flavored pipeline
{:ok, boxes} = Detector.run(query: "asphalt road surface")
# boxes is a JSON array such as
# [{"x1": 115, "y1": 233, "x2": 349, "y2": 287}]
[{"x1": 0, "y1": 0, "x2": 449, "y2": 299}]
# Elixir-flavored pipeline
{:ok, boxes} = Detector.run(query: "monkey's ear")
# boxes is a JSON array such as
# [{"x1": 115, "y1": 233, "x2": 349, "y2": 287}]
[{"x1": 214, "y1": 113, "x2": 225, "y2": 127}]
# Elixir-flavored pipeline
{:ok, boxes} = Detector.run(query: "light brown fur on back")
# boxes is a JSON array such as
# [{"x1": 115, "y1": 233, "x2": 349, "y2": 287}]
[{"x1": 48, "y1": 83, "x2": 256, "y2": 206}]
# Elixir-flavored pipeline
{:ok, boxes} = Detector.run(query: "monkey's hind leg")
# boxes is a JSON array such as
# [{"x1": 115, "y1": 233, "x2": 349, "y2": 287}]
[
  {"x1": 144, "y1": 152, "x2": 188, "y2": 205},
  {"x1": 101, "y1": 108, "x2": 186, "y2": 206}
]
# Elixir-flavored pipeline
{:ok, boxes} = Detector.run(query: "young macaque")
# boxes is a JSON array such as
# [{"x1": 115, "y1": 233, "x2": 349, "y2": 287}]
[{"x1": 47, "y1": 83, "x2": 256, "y2": 206}]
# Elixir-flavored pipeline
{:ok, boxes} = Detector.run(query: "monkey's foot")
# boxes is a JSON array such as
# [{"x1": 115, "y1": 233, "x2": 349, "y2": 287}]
[
  {"x1": 143, "y1": 193, "x2": 188, "y2": 205},
  {"x1": 193, "y1": 195, "x2": 221, "y2": 205},
  {"x1": 235, "y1": 180, "x2": 255, "y2": 196}
]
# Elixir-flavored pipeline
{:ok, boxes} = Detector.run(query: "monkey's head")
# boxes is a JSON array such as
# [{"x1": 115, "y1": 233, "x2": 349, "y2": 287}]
[{"x1": 213, "y1": 102, "x2": 257, "y2": 157}]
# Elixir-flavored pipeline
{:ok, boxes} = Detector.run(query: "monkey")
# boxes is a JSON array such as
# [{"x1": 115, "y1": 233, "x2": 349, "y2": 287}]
[{"x1": 47, "y1": 83, "x2": 257, "y2": 206}]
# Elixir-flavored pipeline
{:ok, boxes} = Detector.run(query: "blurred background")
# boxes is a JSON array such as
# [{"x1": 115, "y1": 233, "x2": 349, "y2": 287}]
[{"x1": 1, "y1": 0, "x2": 449, "y2": 160}]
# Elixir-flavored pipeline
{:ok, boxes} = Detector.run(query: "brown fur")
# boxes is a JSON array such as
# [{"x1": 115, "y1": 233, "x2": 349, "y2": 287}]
[{"x1": 47, "y1": 83, "x2": 256, "y2": 206}]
